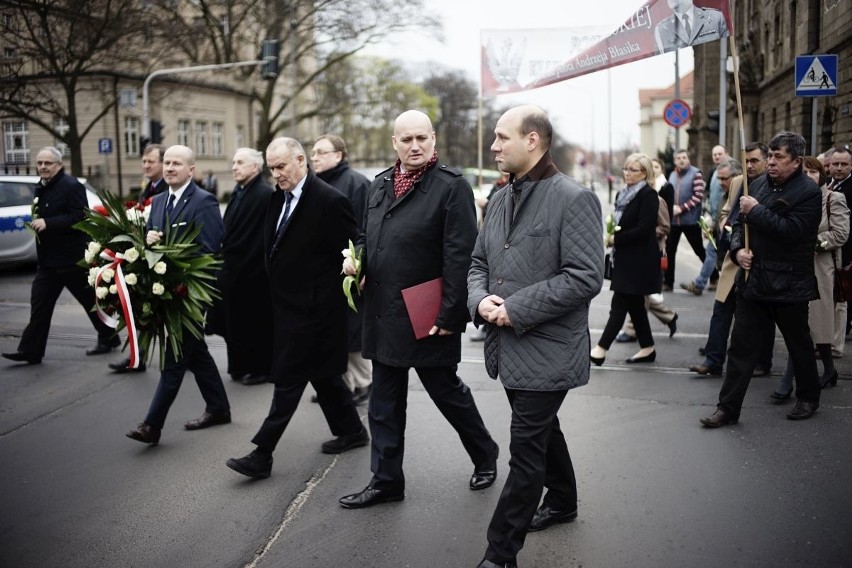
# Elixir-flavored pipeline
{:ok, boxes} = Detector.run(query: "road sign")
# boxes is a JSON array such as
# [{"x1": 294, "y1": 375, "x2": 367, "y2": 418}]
[
  {"x1": 663, "y1": 99, "x2": 692, "y2": 129},
  {"x1": 98, "y1": 138, "x2": 113, "y2": 155},
  {"x1": 795, "y1": 54, "x2": 838, "y2": 97}
]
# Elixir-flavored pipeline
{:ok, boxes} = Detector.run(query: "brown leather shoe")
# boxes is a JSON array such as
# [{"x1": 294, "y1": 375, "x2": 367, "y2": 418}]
[
  {"x1": 688, "y1": 364, "x2": 723, "y2": 376},
  {"x1": 184, "y1": 411, "x2": 231, "y2": 430},
  {"x1": 700, "y1": 409, "x2": 738, "y2": 428},
  {"x1": 126, "y1": 422, "x2": 161, "y2": 445}
]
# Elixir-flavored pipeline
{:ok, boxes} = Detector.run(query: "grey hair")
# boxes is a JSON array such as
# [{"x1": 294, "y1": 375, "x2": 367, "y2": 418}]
[
  {"x1": 266, "y1": 137, "x2": 305, "y2": 159},
  {"x1": 717, "y1": 159, "x2": 742, "y2": 177},
  {"x1": 234, "y1": 147, "x2": 264, "y2": 169},
  {"x1": 38, "y1": 146, "x2": 63, "y2": 162}
]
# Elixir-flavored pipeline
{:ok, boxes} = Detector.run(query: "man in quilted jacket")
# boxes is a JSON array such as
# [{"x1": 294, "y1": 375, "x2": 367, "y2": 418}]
[{"x1": 468, "y1": 105, "x2": 604, "y2": 568}]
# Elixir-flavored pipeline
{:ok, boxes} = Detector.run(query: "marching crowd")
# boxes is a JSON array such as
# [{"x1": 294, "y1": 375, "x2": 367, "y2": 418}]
[{"x1": 2, "y1": 105, "x2": 849, "y2": 567}]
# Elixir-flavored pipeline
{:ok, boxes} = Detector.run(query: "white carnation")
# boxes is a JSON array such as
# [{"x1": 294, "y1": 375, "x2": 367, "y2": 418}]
[
  {"x1": 109, "y1": 284, "x2": 118, "y2": 295},
  {"x1": 102, "y1": 268, "x2": 115, "y2": 282},
  {"x1": 33, "y1": 197, "x2": 39, "y2": 204},
  {"x1": 96, "y1": 287, "x2": 109, "y2": 299},
  {"x1": 152, "y1": 282, "x2": 165, "y2": 295},
  {"x1": 124, "y1": 273, "x2": 137, "y2": 286},
  {"x1": 84, "y1": 250, "x2": 95, "y2": 264},
  {"x1": 87, "y1": 241, "x2": 101, "y2": 255},
  {"x1": 154, "y1": 261, "x2": 167, "y2": 275}
]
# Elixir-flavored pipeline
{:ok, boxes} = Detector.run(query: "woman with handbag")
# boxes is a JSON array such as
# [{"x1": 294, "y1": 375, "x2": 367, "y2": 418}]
[
  {"x1": 591, "y1": 153, "x2": 660, "y2": 365},
  {"x1": 772, "y1": 156, "x2": 849, "y2": 399}
]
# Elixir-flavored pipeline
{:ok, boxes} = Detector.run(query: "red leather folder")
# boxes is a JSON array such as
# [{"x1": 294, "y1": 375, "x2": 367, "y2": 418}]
[{"x1": 401, "y1": 277, "x2": 443, "y2": 340}]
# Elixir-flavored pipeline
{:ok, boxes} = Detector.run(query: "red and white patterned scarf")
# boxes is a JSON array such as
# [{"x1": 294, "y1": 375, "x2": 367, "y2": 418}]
[{"x1": 393, "y1": 151, "x2": 439, "y2": 199}]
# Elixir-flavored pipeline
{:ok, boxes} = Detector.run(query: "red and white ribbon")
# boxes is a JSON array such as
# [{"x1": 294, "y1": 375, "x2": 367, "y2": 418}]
[{"x1": 94, "y1": 248, "x2": 140, "y2": 368}]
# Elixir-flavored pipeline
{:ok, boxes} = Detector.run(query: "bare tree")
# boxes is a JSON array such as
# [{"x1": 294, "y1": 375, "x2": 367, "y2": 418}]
[{"x1": 0, "y1": 0, "x2": 152, "y2": 175}]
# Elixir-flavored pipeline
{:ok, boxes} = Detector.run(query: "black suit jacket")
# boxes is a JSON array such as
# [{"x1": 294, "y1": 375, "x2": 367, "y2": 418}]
[
  {"x1": 140, "y1": 178, "x2": 168, "y2": 202},
  {"x1": 146, "y1": 181, "x2": 223, "y2": 254},
  {"x1": 33, "y1": 170, "x2": 90, "y2": 268},
  {"x1": 264, "y1": 171, "x2": 358, "y2": 383}
]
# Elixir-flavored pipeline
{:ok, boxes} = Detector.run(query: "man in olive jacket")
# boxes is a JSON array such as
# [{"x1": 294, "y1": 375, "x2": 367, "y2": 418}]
[
  {"x1": 468, "y1": 105, "x2": 604, "y2": 568},
  {"x1": 701, "y1": 131, "x2": 822, "y2": 428},
  {"x1": 339, "y1": 110, "x2": 498, "y2": 510}
]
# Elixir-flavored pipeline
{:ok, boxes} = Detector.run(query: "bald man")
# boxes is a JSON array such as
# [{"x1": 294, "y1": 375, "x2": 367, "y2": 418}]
[
  {"x1": 339, "y1": 110, "x2": 499, "y2": 509},
  {"x1": 469, "y1": 105, "x2": 603, "y2": 567}
]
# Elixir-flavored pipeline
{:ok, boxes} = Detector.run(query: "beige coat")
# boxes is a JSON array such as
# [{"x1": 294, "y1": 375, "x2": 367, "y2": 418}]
[
  {"x1": 809, "y1": 188, "x2": 850, "y2": 343},
  {"x1": 714, "y1": 176, "x2": 742, "y2": 302}
]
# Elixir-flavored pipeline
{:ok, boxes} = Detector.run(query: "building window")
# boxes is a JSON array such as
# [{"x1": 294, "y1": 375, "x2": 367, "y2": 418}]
[
  {"x1": 212, "y1": 122, "x2": 224, "y2": 157},
  {"x1": 124, "y1": 116, "x2": 140, "y2": 156},
  {"x1": 53, "y1": 118, "x2": 70, "y2": 157},
  {"x1": 195, "y1": 121, "x2": 208, "y2": 156},
  {"x1": 177, "y1": 119, "x2": 190, "y2": 146},
  {"x1": 235, "y1": 124, "x2": 245, "y2": 149},
  {"x1": 2, "y1": 13, "x2": 13, "y2": 30},
  {"x1": 3, "y1": 121, "x2": 29, "y2": 165}
]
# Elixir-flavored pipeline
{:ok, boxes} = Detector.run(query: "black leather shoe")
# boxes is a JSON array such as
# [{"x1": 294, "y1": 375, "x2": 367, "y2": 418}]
[
  {"x1": 352, "y1": 385, "x2": 372, "y2": 405},
  {"x1": 667, "y1": 313, "x2": 679, "y2": 337},
  {"x1": 339, "y1": 486, "x2": 404, "y2": 509},
  {"x1": 2, "y1": 351, "x2": 42, "y2": 364},
  {"x1": 109, "y1": 358, "x2": 146, "y2": 373},
  {"x1": 476, "y1": 559, "x2": 518, "y2": 568},
  {"x1": 626, "y1": 351, "x2": 656, "y2": 364},
  {"x1": 700, "y1": 408, "x2": 737, "y2": 428},
  {"x1": 528, "y1": 504, "x2": 578, "y2": 532},
  {"x1": 184, "y1": 411, "x2": 231, "y2": 430},
  {"x1": 126, "y1": 422, "x2": 160, "y2": 445},
  {"x1": 226, "y1": 450, "x2": 273, "y2": 479},
  {"x1": 470, "y1": 445, "x2": 499, "y2": 490},
  {"x1": 86, "y1": 336, "x2": 121, "y2": 356},
  {"x1": 820, "y1": 370, "x2": 838, "y2": 389},
  {"x1": 239, "y1": 374, "x2": 268, "y2": 385},
  {"x1": 787, "y1": 400, "x2": 819, "y2": 420},
  {"x1": 688, "y1": 364, "x2": 722, "y2": 376},
  {"x1": 770, "y1": 388, "x2": 793, "y2": 403},
  {"x1": 321, "y1": 427, "x2": 369, "y2": 454},
  {"x1": 590, "y1": 355, "x2": 605, "y2": 366}
]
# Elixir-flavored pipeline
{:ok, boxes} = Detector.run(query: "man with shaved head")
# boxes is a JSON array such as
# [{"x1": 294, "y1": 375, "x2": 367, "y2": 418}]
[
  {"x1": 126, "y1": 145, "x2": 231, "y2": 445},
  {"x1": 339, "y1": 110, "x2": 499, "y2": 509},
  {"x1": 469, "y1": 105, "x2": 604, "y2": 567}
]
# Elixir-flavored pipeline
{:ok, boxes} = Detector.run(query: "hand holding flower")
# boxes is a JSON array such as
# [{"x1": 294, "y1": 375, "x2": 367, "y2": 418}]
[
  {"x1": 341, "y1": 240, "x2": 363, "y2": 312},
  {"x1": 146, "y1": 230, "x2": 163, "y2": 246}
]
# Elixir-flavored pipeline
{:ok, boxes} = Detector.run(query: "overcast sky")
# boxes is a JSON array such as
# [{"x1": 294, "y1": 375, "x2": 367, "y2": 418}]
[{"x1": 363, "y1": 0, "x2": 696, "y2": 154}]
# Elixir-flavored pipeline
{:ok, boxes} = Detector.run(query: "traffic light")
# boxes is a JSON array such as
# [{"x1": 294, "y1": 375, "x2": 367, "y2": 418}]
[
  {"x1": 261, "y1": 39, "x2": 280, "y2": 80},
  {"x1": 707, "y1": 111, "x2": 720, "y2": 134},
  {"x1": 150, "y1": 120, "x2": 163, "y2": 144}
]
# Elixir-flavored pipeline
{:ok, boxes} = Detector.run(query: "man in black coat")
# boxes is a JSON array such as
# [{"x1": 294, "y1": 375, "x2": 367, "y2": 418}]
[
  {"x1": 125, "y1": 145, "x2": 231, "y2": 445},
  {"x1": 828, "y1": 147, "x2": 852, "y2": 336},
  {"x1": 225, "y1": 137, "x2": 368, "y2": 479},
  {"x1": 701, "y1": 131, "x2": 822, "y2": 427},
  {"x1": 311, "y1": 133, "x2": 372, "y2": 404},
  {"x1": 3, "y1": 147, "x2": 119, "y2": 365},
  {"x1": 210, "y1": 147, "x2": 274, "y2": 386},
  {"x1": 338, "y1": 110, "x2": 498, "y2": 509}
]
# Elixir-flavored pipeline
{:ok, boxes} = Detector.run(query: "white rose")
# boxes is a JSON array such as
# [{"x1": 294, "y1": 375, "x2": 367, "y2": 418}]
[
  {"x1": 109, "y1": 284, "x2": 117, "y2": 295},
  {"x1": 89, "y1": 266, "x2": 99, "y2": 279},
  {"x1": 152, "y1": 282, "x2": 165, "y2": 295},
  {"x1": 142, "y1": 205, "x2": 151, "y2": 222},
  {"x1": 84, "y1": 250, "x2": 95, "y2": 264},
  {"x1": 96, "y1": 287, "x2": 109, "y2": 299},
  {"x1": 154, "y1": 261, "x2": 167, "y2": 275},
  {"x1": 87, "y1": 273, "x2": 97, "y2": 287},
  {"x1": 102, "y1": 267, "x2": 115, "y2": 282},
  {"x1": 124, "y1": 273, "x2": 137, "y2": 286},
  {"x1": 123, "y1": 247, "x2": 139, "y2": 263},
  {"x1": 87, "y1": 241, "x2": 101, "y2": 255}
]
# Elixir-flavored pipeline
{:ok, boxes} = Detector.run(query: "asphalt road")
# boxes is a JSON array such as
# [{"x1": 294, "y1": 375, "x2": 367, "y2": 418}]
[{"x1": 1, "y1": 251, "x2": 851, "y2": 568}]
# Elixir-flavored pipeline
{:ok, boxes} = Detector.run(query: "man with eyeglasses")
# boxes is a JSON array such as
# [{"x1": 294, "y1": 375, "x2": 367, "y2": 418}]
[
  {"x1": 3, "y1": 147, "x2": 120, "y2": 365},
  {"x1": 310, "y1": 134, "x2": 373, "y2": 405}
]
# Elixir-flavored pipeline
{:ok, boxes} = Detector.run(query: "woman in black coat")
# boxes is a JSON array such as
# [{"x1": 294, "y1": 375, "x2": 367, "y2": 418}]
[{"x1": 591, "y1": 153, "x2": 661, "y2": 365}]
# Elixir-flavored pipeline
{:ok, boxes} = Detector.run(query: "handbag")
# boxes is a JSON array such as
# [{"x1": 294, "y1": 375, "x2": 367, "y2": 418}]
[{"x1": 660, "y1": 251, "x2": 668, "y2": 271}]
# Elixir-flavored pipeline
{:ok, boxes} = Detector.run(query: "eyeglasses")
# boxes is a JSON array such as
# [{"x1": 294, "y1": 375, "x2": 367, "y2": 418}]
[
  {"x1": 311, "y1": 149, "x2": 339, "y2": 157},
  {"x1": 622, "y1": 167, "x2": 643, "y2": 173},
  {"x1": 36, "y1": 161, "x2": 57, "y2": 166}
]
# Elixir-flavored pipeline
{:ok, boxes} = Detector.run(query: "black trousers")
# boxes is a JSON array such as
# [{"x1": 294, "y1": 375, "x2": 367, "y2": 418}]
[
  {"x1": 664, "y1": 224, "x2": 706, "y2": 287},
  {"x1": 18, "y1": 265, "x2": 115, "y2": 358},
  {"x1": 485, "y1": 388, "x2": 576, "y2": 564},
  {"x1": 368, "y1": 361, "x2": 497, "y2": 492},
  {"x1": 719, "y1": 297, "x2": 820, "y2": 418},
  {"x1": 144, "y1": 332, "x2": 230, "y2": 429},
  {"x1": 252, "y1": 375, "x2": 362, "y2": 453},
  {"x1": 599, "y1": 291, "x2": 654, "y2": 349}
]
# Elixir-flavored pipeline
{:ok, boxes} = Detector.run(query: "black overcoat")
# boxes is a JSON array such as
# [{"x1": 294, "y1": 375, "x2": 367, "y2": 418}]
[
  {"x1": 212, "y1": 174, "x2": 274, "y2": 376},
  {"x1": 33, "y1": 171, "x2": 90, "y2": 268},
  {"x1": 610, "y1": 185, "x2": 662, "y2": 295},
  {"x1": 264, "y1": 171, "x2": 358, "y2": 384},
  {"x1": 359, "y1": 162, "x2": 477, "y2": 368}
]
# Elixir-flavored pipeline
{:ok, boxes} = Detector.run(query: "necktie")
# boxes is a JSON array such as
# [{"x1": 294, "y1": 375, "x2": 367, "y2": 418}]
[
  {"x1": 164, "y1": 193, "x2": 175, "y2": 227},
  {"x1": 683, "y1": 14, "x2": 691, "y2": 38},
  {"x1": 274, "y1": 192, "x2": 294, "y2": 242}
]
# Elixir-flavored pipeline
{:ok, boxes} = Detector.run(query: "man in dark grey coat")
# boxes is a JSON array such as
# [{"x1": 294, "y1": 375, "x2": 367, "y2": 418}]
[
  {"x1": 338, "y1": 110, "x2": 499, "y2": 509},
  {"x1": 468, "y1": 105, "x2": 604, "y2": 568}
]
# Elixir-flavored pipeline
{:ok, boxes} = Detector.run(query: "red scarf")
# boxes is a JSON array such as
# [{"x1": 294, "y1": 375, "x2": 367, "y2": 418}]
[{"x1": 393, "y1": 151, "x2": 439, "y2": 199}]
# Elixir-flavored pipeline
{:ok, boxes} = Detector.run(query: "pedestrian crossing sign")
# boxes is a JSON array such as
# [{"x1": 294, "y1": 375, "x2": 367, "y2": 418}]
[{"x1": 795, "y1": 54, "x2": 838, "y2": 97}]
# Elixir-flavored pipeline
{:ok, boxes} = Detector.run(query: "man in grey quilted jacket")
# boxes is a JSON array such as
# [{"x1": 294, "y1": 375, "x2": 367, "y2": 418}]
[{"x1": 468, "y1": 105, "x2": 604, "y2": 568}]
